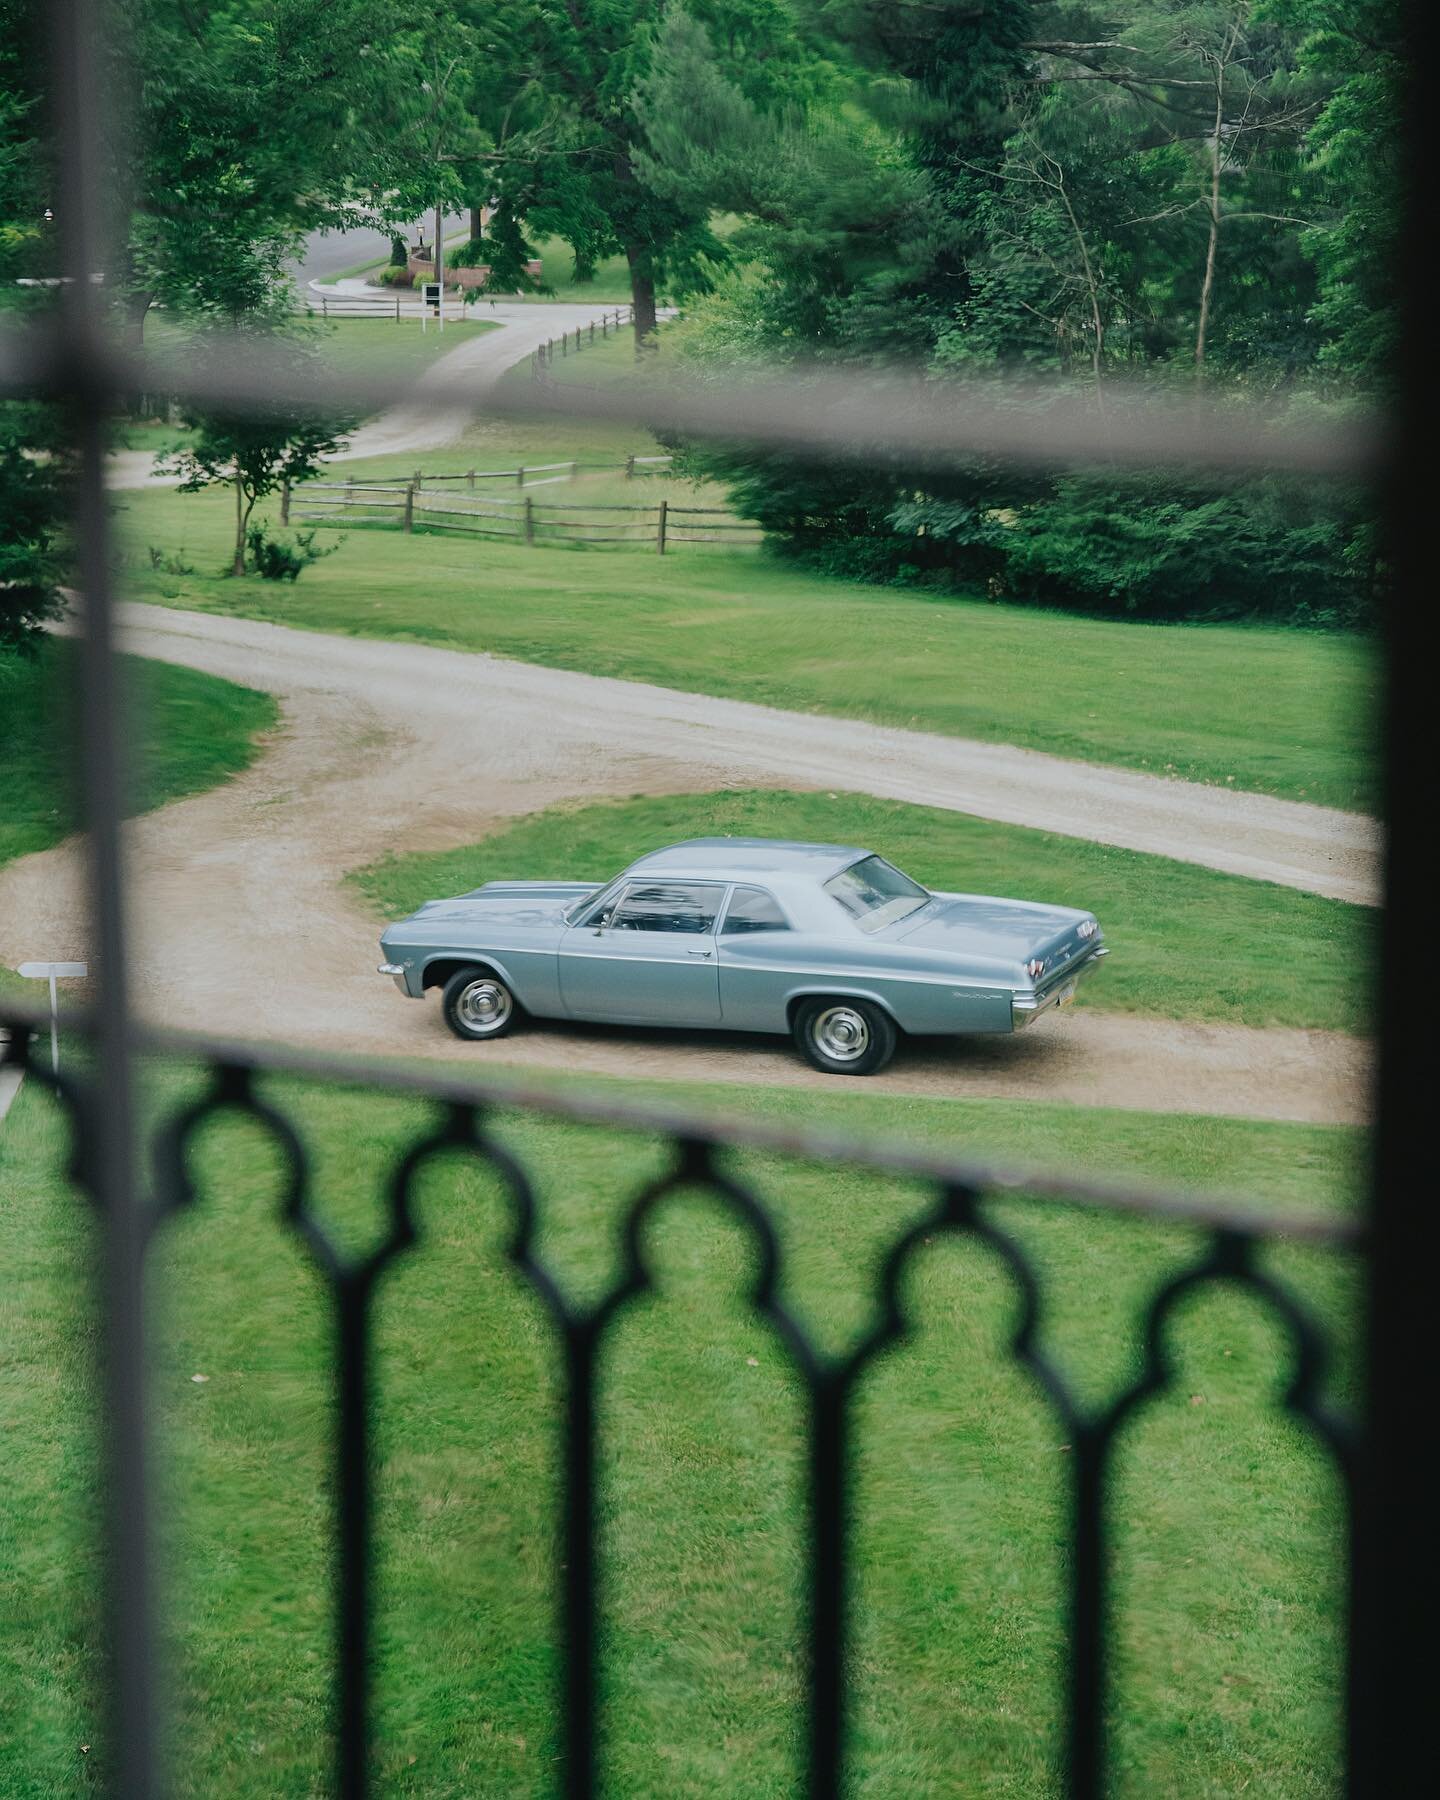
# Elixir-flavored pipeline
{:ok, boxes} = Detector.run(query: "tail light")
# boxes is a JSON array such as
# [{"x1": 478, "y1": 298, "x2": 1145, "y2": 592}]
[{"x1": 1025, "y1": 957, "x2": 1045, "y2": 979}]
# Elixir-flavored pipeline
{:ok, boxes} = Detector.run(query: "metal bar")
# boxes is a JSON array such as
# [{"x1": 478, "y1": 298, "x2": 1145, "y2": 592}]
[
  {"x1": 561, "y1": 1322, "x2": 601, "y2": 1799},
  {"x1": 807, "y1": 1379, "x2": 847, "y2": 1798},
  {"x1": 0, "y1": 318, "x2": 1384, "y2": 478},
  {"x1": 0, "y1": 1001, "x2": 1365, "y2": 1247},
  {"x1": 334, "y1": 1279, "x2": 375, "y2": 1800},
  {"x1": 1350, "y1": 2, "x2": 1429, "y2": 1791},
  {"x1": 47, "y1": 0, "x2": 159, "y2": 1794}
]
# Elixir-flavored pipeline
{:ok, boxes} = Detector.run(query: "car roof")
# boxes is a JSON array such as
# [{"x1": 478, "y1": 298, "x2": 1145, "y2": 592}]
[{"x1": 624, "y1": 838, "x2": 868, "y2": 882}]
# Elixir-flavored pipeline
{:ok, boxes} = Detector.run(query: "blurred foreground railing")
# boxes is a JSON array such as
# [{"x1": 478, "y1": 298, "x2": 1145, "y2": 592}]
[{"x1": 0, "y1": 1009, "x2": 1363, "y2": 1798}]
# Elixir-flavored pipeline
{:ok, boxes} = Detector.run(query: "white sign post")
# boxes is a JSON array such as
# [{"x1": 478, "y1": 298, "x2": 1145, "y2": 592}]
[{"x1": 15, "y1": 961, "x2": 88, "y2": 1073}]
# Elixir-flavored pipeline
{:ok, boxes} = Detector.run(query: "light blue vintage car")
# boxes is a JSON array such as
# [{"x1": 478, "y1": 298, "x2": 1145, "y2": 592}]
[{"x1": 377, "y1": 838, "x2": 1108, "y2": 1075}]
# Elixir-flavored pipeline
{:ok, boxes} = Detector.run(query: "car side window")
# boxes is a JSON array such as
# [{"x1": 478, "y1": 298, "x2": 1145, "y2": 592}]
[
  {"x1": 610, "y1": 882, "x2": 721, "y2": 935},
  {"x1": 721, "y1": 886, "x2": 791, "y2": 935}
]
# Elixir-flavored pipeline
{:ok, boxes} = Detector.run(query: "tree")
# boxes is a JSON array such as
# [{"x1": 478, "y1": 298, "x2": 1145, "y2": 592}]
[
  {"x1": 161, "y1": 335, "x2": 353, "y2": 577},
  {"x1": 1, "y1": 0, "x2": 67, "y2": 651}
]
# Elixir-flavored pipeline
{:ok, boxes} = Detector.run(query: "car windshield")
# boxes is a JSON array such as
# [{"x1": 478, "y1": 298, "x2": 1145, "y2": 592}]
[
  {"x1": 824, "y1": 855, "x2": 931, "y2": 933},
  {"x1": 564, "y1": 879, "x2": 622, "y2": 925}
]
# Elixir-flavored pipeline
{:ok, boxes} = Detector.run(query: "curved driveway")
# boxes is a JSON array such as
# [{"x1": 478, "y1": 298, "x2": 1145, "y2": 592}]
[
  {"x1": 107, "y1": 290, "x2": 628, "y2": 488},
  {"x1": 0, "y1": 604, "x2": 1372, "y2": 1125}
]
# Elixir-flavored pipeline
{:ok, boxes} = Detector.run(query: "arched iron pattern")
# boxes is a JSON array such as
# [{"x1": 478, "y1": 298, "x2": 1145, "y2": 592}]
[
  {"x1": 1063, "y1": 1228, "x2": 1361, "y2": 1800},
  {"x1": 0, "y1": 1020, "x2": 1364, "y2": 1799}
]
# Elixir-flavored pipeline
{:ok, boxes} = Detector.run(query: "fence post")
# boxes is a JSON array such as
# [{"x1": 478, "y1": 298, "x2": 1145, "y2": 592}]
[
  {"x1": 518, "y1": 465, "x2": 525, "y2": 486},
  {"x1": 590, "y1": 321, "x2": 595, "y2": 344},
  {"x1": 569, "y1": 461, "x2": 578, "y2": 483},
  {"x1": 345, "y1": 475, "x2": 355, "y2": 507},
  {"x1": 625, "y1": 455, "x2": 635, "y2": 480},
  {"x1": 467, "y1": 469, "x2": 475, "y2": 491},
  {"x1": 561, "y1": 333, "x2": 567, "y2": 357},
  {"x1": 523, "y1": 497, "x2": 535, "y2": 546},
  {"x1": 403, "y1": 484, "x2": 414, "y2": 533},
  {"x1": 395, "y1": 296, "x2": 401, "y2": 323},
  {"x1": 414, "y1": 468, "x2": 422, "y2": 490},
  {"x1": 280, "y1": 479, "x2": 291, "y2": 526},
  {"x1": 657, "y1": 499, "x2": 668, "y2": 555}
]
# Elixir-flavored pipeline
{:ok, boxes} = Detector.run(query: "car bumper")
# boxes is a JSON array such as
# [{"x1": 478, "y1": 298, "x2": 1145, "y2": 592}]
[
  {"x1": 377, "y1": 962, "x2": 415, "y2": 996},
  {"x1": 1011, "y1": 946, "x2": 1109, "y2": 1029}
]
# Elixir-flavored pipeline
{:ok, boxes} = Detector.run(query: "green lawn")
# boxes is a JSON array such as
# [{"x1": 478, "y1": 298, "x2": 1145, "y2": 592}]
[
  {"x1": 0, "y1": 639, "x2": 277, "y2": 872},
  {"x1": 0, "y1": 641, "x2": 277, "y2": 1002},
  {"x1": 117, "y1": 472, "x2": 1378, "y2": 812},
  {"x1": 0, "y1": 1066, "x2": 1359, "y2": 1797},
  {"x1": 299, "y1": 315, "x2": 500, "y2": 383},
  {"x1": 352, "y1": 789, "x2": 1369, "y2": 1036}
]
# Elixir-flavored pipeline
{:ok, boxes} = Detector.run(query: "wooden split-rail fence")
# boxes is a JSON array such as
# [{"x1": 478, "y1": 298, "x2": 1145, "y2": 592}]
[
  {"x1": 530, "y1": 307, "x2": 635, "y2": 374},
  {"x1": 281, "y1": 459, "x2": 761, "y2": 553}
]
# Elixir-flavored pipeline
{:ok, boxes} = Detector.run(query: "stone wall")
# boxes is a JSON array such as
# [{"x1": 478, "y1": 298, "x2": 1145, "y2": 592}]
[{"x1": 406, "y1": 255, "x2": 544, "y2": 292}]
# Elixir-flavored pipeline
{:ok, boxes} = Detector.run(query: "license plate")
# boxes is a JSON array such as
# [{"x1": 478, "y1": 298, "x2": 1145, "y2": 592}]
[{"x1": 1056, "y1": 981, "x2": 1077, "y2": 1007}]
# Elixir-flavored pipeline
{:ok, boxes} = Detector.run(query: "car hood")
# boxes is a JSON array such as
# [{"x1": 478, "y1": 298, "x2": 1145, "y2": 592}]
[
  {"x1": 887, "y1": 892, "x2": 1098, "y2": 968},
  {"x1": 399, "y1": 880, "x2": 600, "y2": 930}
]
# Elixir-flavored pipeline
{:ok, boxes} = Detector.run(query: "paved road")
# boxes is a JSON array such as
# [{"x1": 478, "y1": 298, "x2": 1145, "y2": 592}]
[
  {"x1": 286, "y1": 216, "x2": 467, "y2": 286},
  {"x1": 0, "y1": 605, "x2": 1371, "y2": 1124}
]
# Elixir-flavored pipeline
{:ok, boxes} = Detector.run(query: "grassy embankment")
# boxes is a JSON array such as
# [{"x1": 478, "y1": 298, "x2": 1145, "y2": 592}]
[
  {"x1": 353, "y1": 789, "x2": 1368, "y2": 1036},
  {"x1": 0, "y1": 1063, "x2": 1359, "y2": 1799},
  {"x1": 118, "y1": 461, "x2": 1377, "y2": 812},
  {"x1": 0, "y1": 641, "x2": 277, "y2": 998}
]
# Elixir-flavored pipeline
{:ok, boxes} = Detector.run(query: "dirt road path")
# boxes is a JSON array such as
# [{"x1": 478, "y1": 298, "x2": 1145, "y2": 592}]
[
  {"x1": 106, "y1": 296, "x2": 625, "y2": 489},
  {"x1": 0, "y1": 605, "x2": 1369, "y2": 1125}
]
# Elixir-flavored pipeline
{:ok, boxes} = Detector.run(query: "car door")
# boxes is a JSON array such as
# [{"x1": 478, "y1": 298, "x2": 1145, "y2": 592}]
[{"x1": 558, "y1": 880, "x2": 725, "y2": 1024}]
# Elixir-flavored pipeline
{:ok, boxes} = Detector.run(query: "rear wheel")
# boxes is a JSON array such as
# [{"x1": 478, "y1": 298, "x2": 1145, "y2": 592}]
[
  {"x1": 792, "y1": 997, "x2": 897, "y2": 1076},
  {"x1": 442, "y1": 966, "x2": 519, "y2": 1042}
]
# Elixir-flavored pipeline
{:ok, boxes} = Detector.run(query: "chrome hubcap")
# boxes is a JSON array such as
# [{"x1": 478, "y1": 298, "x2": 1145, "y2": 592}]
[
  {"x1": 812, "y1": 1005, "x2": 870, "y2": 1062},
  {"x1": 456, "y1": 978, "x2": 511, "y2": 1034}
]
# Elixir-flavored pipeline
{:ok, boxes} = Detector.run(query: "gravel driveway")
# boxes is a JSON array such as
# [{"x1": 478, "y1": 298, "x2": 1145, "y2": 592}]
[
  {"x1": 0, "y1": 604, "x2": 1371, "y2": 1125},
  {"x1": 106, "y1": 294, "x2": 627, "y2": 489}
]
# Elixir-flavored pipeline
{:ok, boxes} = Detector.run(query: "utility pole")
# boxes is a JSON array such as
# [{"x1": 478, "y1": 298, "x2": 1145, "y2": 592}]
[{"x1": 434, "y1": 194, "x2": 445, "y2": 332}]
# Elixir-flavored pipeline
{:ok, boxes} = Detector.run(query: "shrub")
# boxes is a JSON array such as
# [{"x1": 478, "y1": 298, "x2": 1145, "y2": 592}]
[{"x1": 243, "y1": 525, "x2": 338, "y2": 583}]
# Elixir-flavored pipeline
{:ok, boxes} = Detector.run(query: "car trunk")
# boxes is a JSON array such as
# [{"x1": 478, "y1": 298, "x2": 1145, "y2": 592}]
[{"x1": 888, "y1": 893, "x2": 1096, "y2": 978}]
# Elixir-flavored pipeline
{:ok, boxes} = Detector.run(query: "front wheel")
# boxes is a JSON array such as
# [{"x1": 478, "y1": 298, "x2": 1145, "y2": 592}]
[
  {"x1": 792, "y1": 997, "x2": 897, "y2": 1077},
  {"x1": 442, "y1": 967, "x2": 520, "y2": 1042}
]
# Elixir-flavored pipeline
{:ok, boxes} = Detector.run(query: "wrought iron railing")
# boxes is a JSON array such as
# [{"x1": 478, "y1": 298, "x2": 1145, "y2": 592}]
[
  {"x1": 0, "y1": 0, "x2": 1427, "y2": 1794},
  {"x1": 0, "y1": 1014, "x2": 1363, "y2": 1798}
]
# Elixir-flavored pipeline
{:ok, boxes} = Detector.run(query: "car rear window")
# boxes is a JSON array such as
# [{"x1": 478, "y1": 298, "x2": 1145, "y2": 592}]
[{"x1": 823, "y1": 856, "x2": 930, "y2": 933}]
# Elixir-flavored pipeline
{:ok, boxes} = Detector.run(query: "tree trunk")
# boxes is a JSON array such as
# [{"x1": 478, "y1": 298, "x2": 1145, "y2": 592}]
[
  {"x1": 232, "y1": 476, "x2": 247, "y2": 577},
  {"x1": 1195, "y1": 42, "x2": 1232, "y2": 379},
  {"x1": 626, "y1": 246, "x2": 658, "y2": 351},
  {"x1": 468, "y1": 204, "x2": 484, "y2": 244}
]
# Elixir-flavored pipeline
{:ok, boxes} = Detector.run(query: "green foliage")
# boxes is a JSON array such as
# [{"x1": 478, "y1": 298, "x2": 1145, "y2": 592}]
[
  {"x1": 161, "y1": 329, "x2": 355, "y2": 576},
  {"x1": 1001, "y1": 467, "x2": 1372, "y2": 625},
  {"x1": 641, "y1": 0, "x2": 1393, "y2": 623},
  {"x1": 244, "y1": 524, "x2": 338, "y2": 583}
]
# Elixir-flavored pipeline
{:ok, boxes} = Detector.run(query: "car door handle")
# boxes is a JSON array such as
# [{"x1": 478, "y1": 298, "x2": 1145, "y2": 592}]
[{"x1": 686, "y1": 948, "x2": 714, "y2": 958}]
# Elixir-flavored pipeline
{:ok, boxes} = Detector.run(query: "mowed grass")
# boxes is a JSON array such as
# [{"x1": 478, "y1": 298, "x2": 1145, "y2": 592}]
[
  {"x1": 352, "y1": 789, "x2": 1369, "y2": 1036},
  {"x1": 117, "y1": 471, "x2": 1379, "y2": 811},
  {"x1": 0, "y1": 641, "x2": 277, "y2": 1002},
  {"x1": 0, "y1": 1068, "x2": 1359, "y2": 1797},
  {"x1": 0, "y1": 640, "x2": 277, "y2": 870}
]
